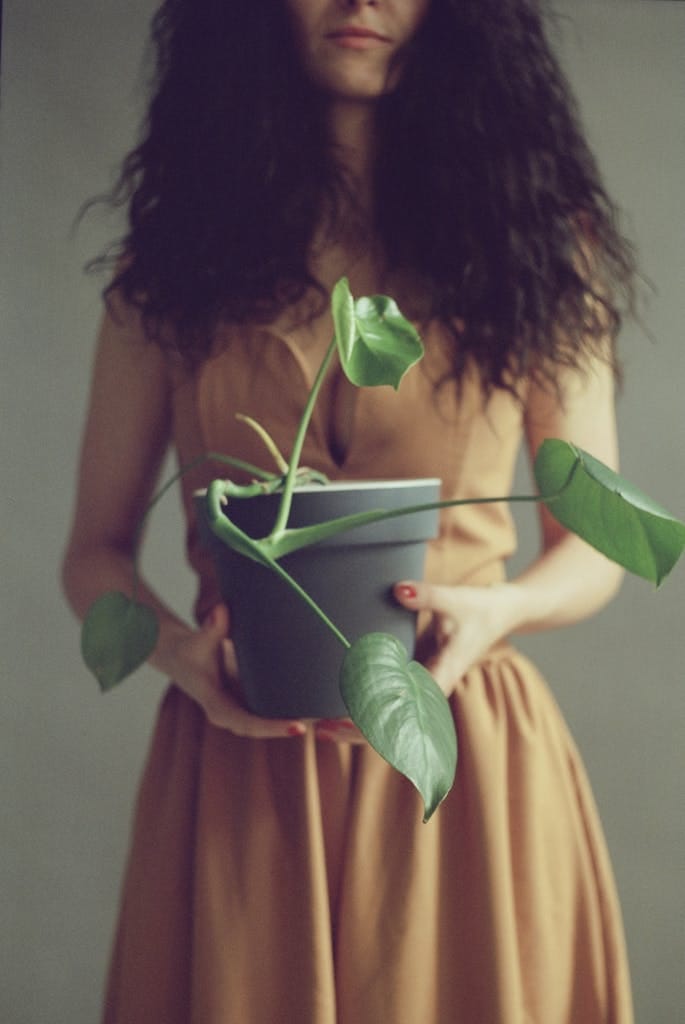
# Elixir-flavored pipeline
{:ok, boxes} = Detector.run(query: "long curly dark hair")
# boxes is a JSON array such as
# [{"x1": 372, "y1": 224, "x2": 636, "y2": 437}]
[{"x1": 92, "y1": 0, "x2": 637, "y2": 390}]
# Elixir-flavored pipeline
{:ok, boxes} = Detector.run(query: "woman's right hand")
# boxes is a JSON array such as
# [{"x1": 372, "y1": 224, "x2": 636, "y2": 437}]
[{"x1": 166, "y1": 604, "x2": 307, "y2": 740}]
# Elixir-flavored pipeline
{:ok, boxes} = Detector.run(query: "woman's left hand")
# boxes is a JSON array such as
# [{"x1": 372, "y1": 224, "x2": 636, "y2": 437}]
[
  {"x1": 313, "y1": 579, "x2": 517, "y2": 744},
  {"x1": 392, "y1": 580, "x2": 517, "y2": 699}
]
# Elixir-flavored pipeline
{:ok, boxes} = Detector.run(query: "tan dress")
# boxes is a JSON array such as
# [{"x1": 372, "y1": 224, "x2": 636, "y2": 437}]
[{"x1": 103, "y1": 322, "x2": 634, "y2": 1023}]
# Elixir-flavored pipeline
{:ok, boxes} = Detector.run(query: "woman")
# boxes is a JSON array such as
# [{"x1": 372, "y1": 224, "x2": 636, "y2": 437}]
[{"x1": 63, "y1": 1, "x2": 637, "y2": 1020}]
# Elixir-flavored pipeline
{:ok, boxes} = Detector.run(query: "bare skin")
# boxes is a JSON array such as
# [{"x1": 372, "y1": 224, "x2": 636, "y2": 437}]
[
  {"x1": 285, "y1": 0, "x2": 432, "y2": 104},
  {"x1": 63, "y1": 0, "x2": 623, "y2": 745}
]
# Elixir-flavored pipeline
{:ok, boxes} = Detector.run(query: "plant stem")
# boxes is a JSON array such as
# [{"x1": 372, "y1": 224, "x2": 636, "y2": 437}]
[
  {"x1": 271, "y1": 336, "x2": 338, "y2": 536},
  {"x1": 235, "y1": 415, "x2": 289, "y2": 474},
  {"x1": 261, "y1": 491, "x2": 549, "y2": 561},
  {"x1": 129, "y1": 451, "x2": 279, "y2": 601},
  {"x1": 205, "y1": 478, "x2": 351, "y2": 650},
  {"x1": 259, "y1": 458, "x2": 583, "y2": 561},
  {"x1": 260, "y1": 556, "x2": 352, "y2": 651}
]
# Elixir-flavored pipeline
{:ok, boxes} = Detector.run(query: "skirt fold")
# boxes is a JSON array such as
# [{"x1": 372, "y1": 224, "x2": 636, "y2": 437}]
[{"x1": 103, "y1": 647, "x2": 633, "y2": 1023}]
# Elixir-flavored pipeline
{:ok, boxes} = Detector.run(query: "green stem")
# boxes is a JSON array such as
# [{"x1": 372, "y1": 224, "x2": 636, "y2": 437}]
[
  {"x1": 205, "y1": 480, "x2": 351, "y2": 650},
  {"x1": 235, "y1": 415, "x2": 289, "y2": 474},
  {"x1": 260, "y1": 492, "x2": 548, "y2": 561},
  {"x1": 259, "y1": 557, "x2": 352, "y2": 651},
  {"x1": 208, "y1": 453, "x2": 281, "y2": 482},
  {"x1": 260, "y1": 459, "x2": 583, "y2": 561},
  {"x1": 271, "y1": 336, "x2": 338, "y2": 536},
  {"x1": 130, "y1": 451, "x2": 279, "y2": 600}
]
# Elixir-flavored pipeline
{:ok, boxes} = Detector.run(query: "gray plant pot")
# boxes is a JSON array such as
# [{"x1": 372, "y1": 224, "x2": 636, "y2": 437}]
[{"x1": 195, "y1": 479, "x2": 441, "y2": 719}]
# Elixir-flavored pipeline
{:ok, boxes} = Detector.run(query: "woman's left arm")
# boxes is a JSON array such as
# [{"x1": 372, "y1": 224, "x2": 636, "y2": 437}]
[{"x1": 392, "y1": 354, "x2": 624, "y2": 697}]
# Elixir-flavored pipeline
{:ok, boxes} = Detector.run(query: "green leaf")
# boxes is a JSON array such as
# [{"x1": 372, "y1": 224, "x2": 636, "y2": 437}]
[
  {"x1": 331, "y1": 277, "x2": 424, "y2": 390},
  {"x1": 331, "y1": 277, "x2": 356, "y2": 365},
  {"x1": 81, "y1": 591, "x2": 159, "y2": 691},
  {"x1": 535, "y1": 439, "x2": 685, "y2": 586},
  {"x1": 340, "y1": 633, "x2": 457, "y2": 821}
]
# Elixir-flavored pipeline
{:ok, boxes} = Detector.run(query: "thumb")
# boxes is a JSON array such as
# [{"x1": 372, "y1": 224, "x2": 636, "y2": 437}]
[
  {"x1": 201, "y1": 603, "x2": 230, "y2": 640},
  {"x1": 202, "y1": 604, "x2": 239, "y2": 681}
]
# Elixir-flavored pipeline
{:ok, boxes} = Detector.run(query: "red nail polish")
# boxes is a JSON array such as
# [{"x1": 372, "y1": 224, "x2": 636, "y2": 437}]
[
  {"x1": 397, "y1": 583, "x2": 418, "y2": 600},
  {"x1": 287, "y1": 725, "x2": 304, "y2": 737},
  {"x1": 316, "y1": 718, "x2": 346, "y2": 730}
]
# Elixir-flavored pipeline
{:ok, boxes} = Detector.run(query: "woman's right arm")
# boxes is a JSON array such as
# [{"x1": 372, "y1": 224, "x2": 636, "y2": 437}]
[{"x1": 62, "y1": 309, "x2": 305, "y2": 739}]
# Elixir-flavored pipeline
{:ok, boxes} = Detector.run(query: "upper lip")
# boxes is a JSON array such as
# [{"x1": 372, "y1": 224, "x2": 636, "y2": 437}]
[{"x1": 326, "y1": 25, "x2": 391, "y2": 41}]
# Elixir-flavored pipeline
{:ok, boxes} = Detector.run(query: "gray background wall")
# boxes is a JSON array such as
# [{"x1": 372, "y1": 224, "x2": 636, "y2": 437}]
[{"x1": 1, "y1": 2, "x2": 683, "y2": 1021}]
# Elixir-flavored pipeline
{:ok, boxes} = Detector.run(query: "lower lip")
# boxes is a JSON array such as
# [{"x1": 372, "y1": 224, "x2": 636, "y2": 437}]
[{"x1": 327, "y1": 35, "x2": 389, "y2": 50}]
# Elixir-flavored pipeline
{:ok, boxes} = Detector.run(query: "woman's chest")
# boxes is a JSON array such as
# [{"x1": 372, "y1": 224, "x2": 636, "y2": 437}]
[{"x1": 173, "y1": 320, "x2": 524, "y2": 503}]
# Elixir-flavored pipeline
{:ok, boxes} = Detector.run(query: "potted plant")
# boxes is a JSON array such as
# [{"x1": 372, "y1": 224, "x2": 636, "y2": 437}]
[
  {"x1": 194, "y1": 475, "x2": 442, "y2": 721},
  {"x1": 82, "y1": 277, "x2": 685, "y2": 820}
]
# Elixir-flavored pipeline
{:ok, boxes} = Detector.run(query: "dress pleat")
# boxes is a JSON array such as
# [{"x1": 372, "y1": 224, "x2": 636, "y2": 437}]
[{"x1": 104, "y1": 648, "x2": 632, "y2": 1023}]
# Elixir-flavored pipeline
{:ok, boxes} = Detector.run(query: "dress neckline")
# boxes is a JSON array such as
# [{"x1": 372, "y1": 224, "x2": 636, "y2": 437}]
[
  {"x1": 272, "y1": 326, "x2": 363, "y2": 471},
  {"x1": 206, "y1": 323, "x2": 366, "y2": 472}
]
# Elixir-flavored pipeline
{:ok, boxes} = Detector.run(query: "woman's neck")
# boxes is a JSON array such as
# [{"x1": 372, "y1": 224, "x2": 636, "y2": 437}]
[
  {"x1": 328, "y1": 99, "x2": 377, "y2": 201},
  {"x1": 301, "y1": 98, "x2": 383, "y2": 289}
]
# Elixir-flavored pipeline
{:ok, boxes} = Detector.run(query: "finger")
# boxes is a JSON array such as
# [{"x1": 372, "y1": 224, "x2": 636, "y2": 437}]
[
  {"x1": 394, "y1": 580, "x2": 456, "y2": 615},
  {"x1": 201, "y1": 602, "x2": 230, "y2": 640},
  {"x1": 221, "y1": 637, "x2": 239, "y2": 678},
  {"x1": 204, "y1": 686, "x2": 307, "y2": 739},
  {"x1": 425, "y1": 651, "x2": 460, "y2": 699},
  {"x1": 314, "y1": 718, "x2": 366, "y2": 745}
]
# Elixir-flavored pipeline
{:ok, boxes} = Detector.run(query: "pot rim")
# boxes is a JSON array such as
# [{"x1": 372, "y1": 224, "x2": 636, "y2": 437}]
[{"x1": 193, "y1": 477, "x2": 442, "y2": 497}]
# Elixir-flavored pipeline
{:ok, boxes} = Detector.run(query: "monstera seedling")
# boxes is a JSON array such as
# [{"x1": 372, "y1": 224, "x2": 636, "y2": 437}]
[{"x1": 82, "y1": 278, "x2": 685, "y2": 820}]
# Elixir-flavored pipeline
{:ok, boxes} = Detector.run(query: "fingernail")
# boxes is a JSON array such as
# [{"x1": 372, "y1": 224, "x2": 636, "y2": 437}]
[
  {"x1": 287, "y1": 725, "x2": 305, "y2": 737},
  {"x1": 316, "y1": 730, "x2": 336, "y2": 742},
  {"x1": 396, "y1": 583, "x2": 418, "y2": 600}
]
